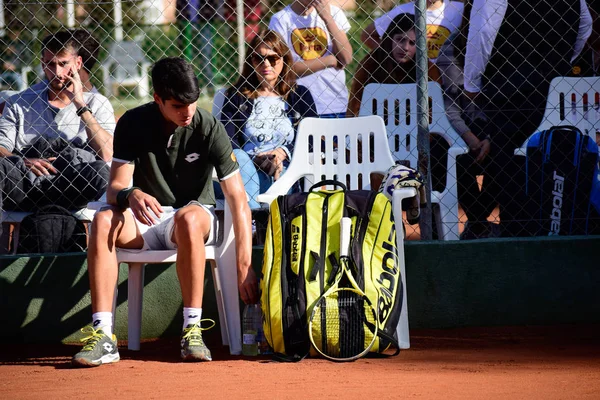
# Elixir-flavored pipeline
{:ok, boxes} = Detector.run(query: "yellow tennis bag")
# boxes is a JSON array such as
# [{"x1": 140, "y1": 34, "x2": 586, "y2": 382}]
[{"x1": 260, "y1": 180, "x2": 402, "y2": 359}]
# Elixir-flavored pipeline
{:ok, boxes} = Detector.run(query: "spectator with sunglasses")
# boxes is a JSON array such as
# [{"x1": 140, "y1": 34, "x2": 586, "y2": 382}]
[{"x1": 219, "y1": 30, "x2": 317, "y2": 209}]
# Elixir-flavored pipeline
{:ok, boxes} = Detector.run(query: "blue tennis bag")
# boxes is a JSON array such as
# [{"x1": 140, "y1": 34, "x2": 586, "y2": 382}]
[{"x1": 524, "y1": 125, "x2": 600, "y2": 236}]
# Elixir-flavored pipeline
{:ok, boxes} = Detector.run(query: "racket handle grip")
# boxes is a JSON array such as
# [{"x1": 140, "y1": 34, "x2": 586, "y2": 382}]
[{"x1": 340, "y1": 217, "x2": 352, "y2": 257}]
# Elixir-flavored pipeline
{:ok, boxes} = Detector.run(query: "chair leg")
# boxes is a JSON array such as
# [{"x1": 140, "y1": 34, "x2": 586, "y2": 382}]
[
  {"x1": 209, "y1": 259, "x2": 230, "y2": 346},
  {"x1": 437, "y1": 200, "x2": 460, "y2": 241},
  {"x1": 215, "y1": 202, "x2": 242, "y2": 355},
  {"x1": 10, "y1": 223, "x2": 19, "y2": 255},
  {"x1": 111, "y1": 279, "x2": 118, "y2": 328},
  {"x1": 0, "y1": 222, "x2": 12, "y2": 254},
  {"x1": 127, "y1": 262, "x2": 145, "y2": 351},
  {"x1": 393, "y1": 188, "x2": 417, "y2": 350}
]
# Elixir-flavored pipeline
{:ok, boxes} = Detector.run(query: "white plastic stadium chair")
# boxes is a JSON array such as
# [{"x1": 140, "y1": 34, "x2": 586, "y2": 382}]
[
  {"x1": 515, "y1": 76, "x2": 600, "y2": 155},
  {"x1": 101, "y1": 41, "x2": 151, "y2": 98},
  {"x1": 86, "y1": 172, "x2": 242, "y2": 354},
  {"x1": 359, "y1": 82, "x2": 469, "y2": 240},
  {"x1": 257, "y1": 116, "x2": 416, "y2": 349}
]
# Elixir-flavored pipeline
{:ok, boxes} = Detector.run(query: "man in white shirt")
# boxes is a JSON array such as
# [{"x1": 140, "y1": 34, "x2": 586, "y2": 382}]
[{"x1": 0, "y1": 30, "x2": 115, "y2": 212}]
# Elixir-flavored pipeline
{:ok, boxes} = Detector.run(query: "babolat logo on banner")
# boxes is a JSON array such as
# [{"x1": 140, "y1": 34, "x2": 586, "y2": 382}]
[
  {"x1": 549, "y1": 170, "x2": 565, "y2": 235},
  {"x1": 291, "y1": 224, "x2": 300, "y2": 262}
]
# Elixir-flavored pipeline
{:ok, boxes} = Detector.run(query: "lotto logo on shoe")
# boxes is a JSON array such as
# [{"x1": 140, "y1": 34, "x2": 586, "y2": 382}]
[
  {"x1": 548, "y1": 170, "x2": 565, "y2": 236},
  {"x1": 185, "y1": 153, "x2": 200, "y2": 163},
  {"x1": 103, "y1": 343, "x2": 114, "y2": 352}
]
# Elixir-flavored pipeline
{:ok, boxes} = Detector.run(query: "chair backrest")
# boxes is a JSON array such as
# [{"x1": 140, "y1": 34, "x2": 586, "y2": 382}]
[
  {"x1": 103, "y1": 41, "x2": 148, "y2": 82},
  {"x1": 287, "y1": 116, "x2": 395, "y2": 191},
  {"x1": 212, "y1": 87, "x2": 227, "y2": 121},
  {"x1": 358, "y1": 81, "x2": 466, "y2": 169},
  {"x1": 535, "y1": 76, "x2": 600, "y2": 136}
]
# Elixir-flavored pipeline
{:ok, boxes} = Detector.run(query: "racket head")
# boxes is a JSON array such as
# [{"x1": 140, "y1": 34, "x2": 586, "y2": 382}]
[{"x1": 308, "y1": 287, "x2": 378, "y2": 361}]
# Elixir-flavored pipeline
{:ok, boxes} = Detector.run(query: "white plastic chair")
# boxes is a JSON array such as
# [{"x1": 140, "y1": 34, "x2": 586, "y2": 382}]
[
  {"x1": 85, "y1": 173, "x2": 242, "y2": 354},
  {"x1": 359, "y1": 82, "x2": 469, "y2": 240},
  {"x1": 101, "y1": 41, "x2": 151, "y2": 98},
  {"x1": 256, "y1": 116, "x2": 416, "y2": 349},
  {"x1": 515, "y1": 76, "x2": 600, "y2": 155}
]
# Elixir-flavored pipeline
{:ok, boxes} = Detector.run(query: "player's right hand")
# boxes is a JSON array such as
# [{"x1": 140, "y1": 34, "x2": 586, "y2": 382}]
[
  {"x1": 127, "y1": 189, "x2": 163, "y2": 226},
  {"x1": 24, "y1": 157, "x2": 58, "y2": 176}
]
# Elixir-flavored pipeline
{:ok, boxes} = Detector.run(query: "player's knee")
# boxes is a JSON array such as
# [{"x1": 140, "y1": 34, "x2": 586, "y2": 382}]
[
  {"x1": 173, "y1": 207, "x2": 209, "y2": 242},
  {"x1": 91, "y1": 208, "x2": 119, "y2": 237}
]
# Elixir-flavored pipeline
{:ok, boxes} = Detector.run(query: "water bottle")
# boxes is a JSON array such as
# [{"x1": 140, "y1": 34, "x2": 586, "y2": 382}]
[
  {"x1": 242, "y1": 303, "x2": 260, "y2": 356},
  {"x1": 256, "y1": 307, "x2": 272, "y2": 354}
]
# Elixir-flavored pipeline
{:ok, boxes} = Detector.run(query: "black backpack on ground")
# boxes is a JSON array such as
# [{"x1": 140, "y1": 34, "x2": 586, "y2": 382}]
[
  {"x1": 521, "y1": 126, "x2": 600, "y2": 236},
  {"x1": 16, "y1": 205, "x2": 88, "y2": 254}
]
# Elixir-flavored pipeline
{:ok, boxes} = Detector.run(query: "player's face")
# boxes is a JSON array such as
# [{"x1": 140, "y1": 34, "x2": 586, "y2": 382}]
[
  {"x1": 251, "y1": 44, "x2": 284, "y2": 89},
  {"x1": 391, "y1": 31, "x2": 417, "y2": 64},
  {"x1": 42, "y1": 49, "x2": 82, "y2": 91},
  {"x1": 155, "y1": 95, "x2": 197, "y2": 127}
]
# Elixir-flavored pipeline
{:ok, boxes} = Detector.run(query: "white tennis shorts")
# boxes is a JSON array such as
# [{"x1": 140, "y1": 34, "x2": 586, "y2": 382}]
[{"x1": 133, "y1": 201, "x2": 217, "y2": 251}]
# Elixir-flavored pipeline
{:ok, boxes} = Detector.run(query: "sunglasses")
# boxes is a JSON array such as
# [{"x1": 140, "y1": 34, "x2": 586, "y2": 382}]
[{"x1": 251, "y1": 53, "x2": 281, "y2": 65}]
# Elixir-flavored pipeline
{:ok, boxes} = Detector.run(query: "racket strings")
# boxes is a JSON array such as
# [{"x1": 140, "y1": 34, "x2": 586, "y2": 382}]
[{"x1": 311, "y1": 290, "x2": 377, "y2": 359}]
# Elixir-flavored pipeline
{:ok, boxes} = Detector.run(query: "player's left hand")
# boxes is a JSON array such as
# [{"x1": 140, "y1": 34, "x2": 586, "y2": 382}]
[{"x1": 238, "y1": 265, "x2": 259, "y2": 304}]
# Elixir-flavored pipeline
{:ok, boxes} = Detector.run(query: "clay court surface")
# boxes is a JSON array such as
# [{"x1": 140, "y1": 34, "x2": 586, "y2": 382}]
[{"x1": 1, "y1": 324, "x2": 599, "y2": 399}]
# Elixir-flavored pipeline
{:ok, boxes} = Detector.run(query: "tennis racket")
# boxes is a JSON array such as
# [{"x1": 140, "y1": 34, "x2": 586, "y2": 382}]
[{"x1": 308, "y1": 217, "x2": 378, "y2": 361}]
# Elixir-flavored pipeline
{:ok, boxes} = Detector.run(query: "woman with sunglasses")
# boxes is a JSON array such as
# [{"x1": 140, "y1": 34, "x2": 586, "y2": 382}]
[{"x1": 220, "y1": 30, "x2": 317, "y2": 209}]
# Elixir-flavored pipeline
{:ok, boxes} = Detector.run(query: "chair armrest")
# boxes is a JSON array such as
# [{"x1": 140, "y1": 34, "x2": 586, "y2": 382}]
[
  {"x1": 392, "y1": 187, "x2": 418, "y2": 219},
  {"x1": 448, "y1": 144, "x2": 469, "y2": 158},
  {"x1": 256, "y1": 170, "x2": 305, "y2": 206}
]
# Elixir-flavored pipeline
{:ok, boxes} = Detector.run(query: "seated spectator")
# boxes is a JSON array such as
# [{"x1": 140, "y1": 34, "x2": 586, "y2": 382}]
[
  {"x1": 361, "y1": 0, "x2": 464, "y2": 63},
  {"x1": 219, "y1": 30, "x2": 317, "y2": 209},
  {"x1": 0, "y1": 30, "x2": 115, "y2": 213},
  {"x1": 347, "y1": 13, "x2": 442, "y2": 117},
  {"x1": 29, "y1": 29, "x2": 101, "y2": 94},
  {"x1": 269, "y1": 0, "x2": 353, "y2": 118}
]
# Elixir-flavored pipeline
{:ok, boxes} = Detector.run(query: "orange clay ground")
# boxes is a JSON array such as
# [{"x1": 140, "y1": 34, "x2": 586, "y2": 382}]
[{"x1": 1, "y1": 324, "x2": 599, "y2": 399}]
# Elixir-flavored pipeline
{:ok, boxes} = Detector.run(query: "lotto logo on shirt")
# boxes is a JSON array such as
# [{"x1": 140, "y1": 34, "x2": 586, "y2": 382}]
[
  {"x1": 426, "y1": 25, "x2": 452, "y2": 60},
  {"x1": 291, "y1": 27, "x2": 328, "y2": 60}
]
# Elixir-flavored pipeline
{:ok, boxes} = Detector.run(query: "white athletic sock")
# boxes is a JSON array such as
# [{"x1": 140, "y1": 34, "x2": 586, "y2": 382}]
[
  {"x1": 183, "y1": 307, "x2": 202, "y2": 329},
  {"x1": 92, "y1": 312, "x2": 113, "y2": 337}
]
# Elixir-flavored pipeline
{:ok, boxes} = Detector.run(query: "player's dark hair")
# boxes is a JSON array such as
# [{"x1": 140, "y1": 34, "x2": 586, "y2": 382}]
[{"x1": 151, "y1": 57, "x2": 200, "y2": 104}]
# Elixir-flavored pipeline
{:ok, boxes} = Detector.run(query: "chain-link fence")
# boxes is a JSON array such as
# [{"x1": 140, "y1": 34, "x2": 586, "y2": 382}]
[{"x1": 1, "y1": 0, "x2": 599, "y2": 252}]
